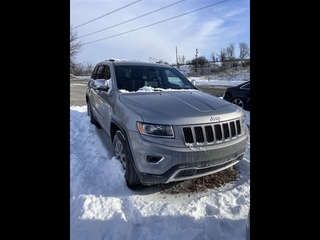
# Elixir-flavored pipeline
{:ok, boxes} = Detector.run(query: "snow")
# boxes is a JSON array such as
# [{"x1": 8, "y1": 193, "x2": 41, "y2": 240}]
[{"x1": 70, "y1": 76, "x2": 250, "y2": 240}]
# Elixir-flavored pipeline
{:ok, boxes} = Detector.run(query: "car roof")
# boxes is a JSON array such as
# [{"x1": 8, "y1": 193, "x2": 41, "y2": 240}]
[{"x1": 97, "y1": 59, "x2": 169, "y2": 68}]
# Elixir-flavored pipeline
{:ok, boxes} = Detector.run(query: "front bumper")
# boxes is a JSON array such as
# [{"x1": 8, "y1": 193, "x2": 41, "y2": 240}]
[{"x1": 128, "y1": 127, "x2": 249, "y2": 185}]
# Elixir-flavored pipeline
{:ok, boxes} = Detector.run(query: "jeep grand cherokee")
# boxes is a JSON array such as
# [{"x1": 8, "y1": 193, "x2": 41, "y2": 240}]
[{"x1": 86, "y1": 59, "x2": 249, "y2": 189}]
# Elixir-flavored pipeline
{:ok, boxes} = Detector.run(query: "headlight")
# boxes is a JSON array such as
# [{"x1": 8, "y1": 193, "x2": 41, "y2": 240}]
[{"x1": 137, "y1": 122, "x2": 174, "y2": 138}]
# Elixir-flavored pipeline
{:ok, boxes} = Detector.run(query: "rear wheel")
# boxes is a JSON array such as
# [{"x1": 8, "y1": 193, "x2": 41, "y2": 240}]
[
  {"x1": 87, "y1": 100, "x2": 101, "y2": 128},
  {"x1": 113, "y1": 130, "x2": 141, "y2": 188}
]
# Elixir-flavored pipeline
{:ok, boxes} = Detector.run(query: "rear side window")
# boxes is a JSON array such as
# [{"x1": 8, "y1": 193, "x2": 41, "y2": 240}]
[
  {"x1": 241, "y1": 82, "x2": 250, "y2": 90},
  {"x1": 92, "y1": 65, "x2": 111, "y2": 80}
]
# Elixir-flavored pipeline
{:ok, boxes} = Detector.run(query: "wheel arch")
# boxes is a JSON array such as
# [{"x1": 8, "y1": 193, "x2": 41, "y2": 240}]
[
  {"x1": 110, "y1": 120, "x2": 127, "y2": 142},
  {"x1": 112, "y1": 123, "x2": 142, "y2": 187},
  {"x1": 110, "y1": 120, "x2": 137, "y2": 168}
]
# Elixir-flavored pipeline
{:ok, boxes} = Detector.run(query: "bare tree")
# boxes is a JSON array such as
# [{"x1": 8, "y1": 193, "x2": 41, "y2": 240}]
[
  {"x1": 211, "y1": 52, "x2": 218, "y2": 62},
  {"x1": 226, "y1": 43, "x2": 235, "y2": 60},
  {"x1": 190, "y1": 56, "x2": 209, "y2": 74},
  {"x1": 84, "y1": 62, "x2": 94, "y2": 75},
  {"x1": 239, "y1": 42, "x2": 250, "y2": 60},
  {"x1": 218, "y1": 48, "x2": 227, "y2": 62},
  {"x1": 70, "y1": 26, "x2": 83, "y2": 71}
]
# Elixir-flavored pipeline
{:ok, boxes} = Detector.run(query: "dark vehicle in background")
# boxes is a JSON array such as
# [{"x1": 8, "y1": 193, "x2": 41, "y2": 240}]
[{"x1": 223, "y1": 81, "x2": 250, "y2": 111}]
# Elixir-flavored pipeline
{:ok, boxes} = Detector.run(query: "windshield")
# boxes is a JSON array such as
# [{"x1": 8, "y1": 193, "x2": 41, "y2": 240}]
[{"x1": 115, "y1": 66, "x2": 197, "y2": 92}]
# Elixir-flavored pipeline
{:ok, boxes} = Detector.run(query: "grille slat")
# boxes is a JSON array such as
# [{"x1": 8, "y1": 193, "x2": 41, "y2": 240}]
[{"x1": 182, "y1": 119, "x2": 243, "y2": 146}]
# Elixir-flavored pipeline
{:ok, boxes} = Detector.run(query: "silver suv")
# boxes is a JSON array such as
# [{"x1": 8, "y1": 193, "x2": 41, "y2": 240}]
[{"x1": 86, "y1": 59, "x2": 249, "y2": 189}]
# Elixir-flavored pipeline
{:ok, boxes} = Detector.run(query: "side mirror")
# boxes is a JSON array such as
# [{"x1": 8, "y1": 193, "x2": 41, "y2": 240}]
[{"x1": 94, "y1": 79, "x2": 109, "y2": 91}]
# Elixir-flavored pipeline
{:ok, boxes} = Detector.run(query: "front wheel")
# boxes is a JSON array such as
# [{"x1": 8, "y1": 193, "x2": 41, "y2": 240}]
[
  {"x1": 113, "y1": 130, "x2": 141, "y2": 188},
  {"x1": 231, "y1": 97, "x2": 245, "y2": 108}
]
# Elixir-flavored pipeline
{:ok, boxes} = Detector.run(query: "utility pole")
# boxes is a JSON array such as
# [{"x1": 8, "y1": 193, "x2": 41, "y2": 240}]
[
  {"x1": 176, "y1": 46, "x2": 179, "y2": 69},
  {"x1": 195, "y1": 49, "x2": 198, "y2": 76}
]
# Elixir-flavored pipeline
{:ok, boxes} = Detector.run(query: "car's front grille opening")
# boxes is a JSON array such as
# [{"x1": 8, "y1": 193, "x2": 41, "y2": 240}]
[
  {"x1": 205, "y1": 126, "x2": 214, "y2": 142},
  {"x1": 183, "y1": 128, "x2": 193, "y2": 143},
  {"x1": 194, "y1": 127, "x2": 204, "y2": 142},
  {"x1": 182, "y1": 119, "x2": 243, "y2": 146}
]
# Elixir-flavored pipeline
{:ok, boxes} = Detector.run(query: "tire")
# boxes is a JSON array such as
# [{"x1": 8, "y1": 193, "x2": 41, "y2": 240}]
[
  {"x1": 231, "y1": 97, "x2": 245, "y2": 108},
  {"x1": 87, "y1": 100, "x2": 101, "y2": 129},
  {"x1": 113, "y1": 130, "x2": 141, "y2": 188}
]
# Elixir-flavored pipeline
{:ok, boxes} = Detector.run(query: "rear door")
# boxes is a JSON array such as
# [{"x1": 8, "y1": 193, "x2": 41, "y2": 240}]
[{"x1": 91, "y1": 64, "x2": 114, "y2": 134}]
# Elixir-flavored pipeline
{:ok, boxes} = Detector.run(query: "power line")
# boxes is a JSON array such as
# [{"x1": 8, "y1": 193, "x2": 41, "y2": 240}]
[
  {"x1": 71, "y1": 0, "x2": 87, "y2": 9},
  {"x1": 83, "y1": 0, "x2": 227, "y2": 45},
  {"x1": 71, "y1": 0, "x2": 141, "y2": 30},
  {"x1": 78, "y1": 0, "x2": 185, "y2": 39}
]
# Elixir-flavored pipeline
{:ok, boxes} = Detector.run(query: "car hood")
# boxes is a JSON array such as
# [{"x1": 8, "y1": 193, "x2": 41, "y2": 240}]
[{"x1": 119, "y1": 91, "x2": 241, "y2": 125}]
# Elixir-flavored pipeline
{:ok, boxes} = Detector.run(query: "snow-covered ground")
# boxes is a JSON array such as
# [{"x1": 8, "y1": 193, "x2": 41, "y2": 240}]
[{"x1": 70, "y1": 76, "x2": 250, "y2": 240}]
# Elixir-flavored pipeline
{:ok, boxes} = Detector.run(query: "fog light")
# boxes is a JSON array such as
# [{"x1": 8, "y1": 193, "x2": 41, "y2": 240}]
[{"x1": 146, "y1": 155, "x2": 163, "y2": 163}]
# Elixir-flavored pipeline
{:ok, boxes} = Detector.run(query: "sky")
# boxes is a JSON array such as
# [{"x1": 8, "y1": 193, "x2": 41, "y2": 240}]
[
  {"x1": 70, "y1": 75, "x2": 250, "y2": 240},
  {"x1": 70, "y1": 0, "x2": 250, "y2": 65}
]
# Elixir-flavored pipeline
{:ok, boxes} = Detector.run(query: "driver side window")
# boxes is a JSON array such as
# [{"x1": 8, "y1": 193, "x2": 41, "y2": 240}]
[{"x1": 103, "y1": 66, "x2": 111, "y2": 79}]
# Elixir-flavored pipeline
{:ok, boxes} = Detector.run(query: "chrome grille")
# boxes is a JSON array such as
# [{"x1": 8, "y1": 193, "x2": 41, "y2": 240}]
[{"x1": 182, "y1": 119, "x2": 242, "y2": 145}]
